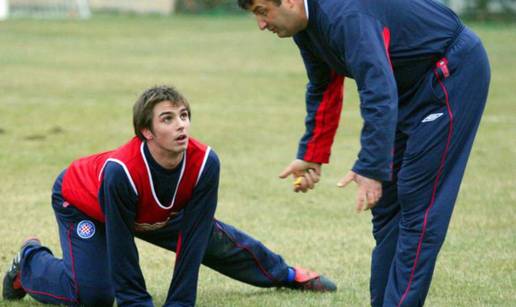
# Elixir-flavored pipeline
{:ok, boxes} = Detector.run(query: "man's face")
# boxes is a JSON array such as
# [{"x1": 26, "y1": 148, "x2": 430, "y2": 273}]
[
  {"x1": 249, "y1": 0, "x2": 307, "y2": 38},
  {"x1": 143, "y1": 100, "x2": 190, "y2": 156}
]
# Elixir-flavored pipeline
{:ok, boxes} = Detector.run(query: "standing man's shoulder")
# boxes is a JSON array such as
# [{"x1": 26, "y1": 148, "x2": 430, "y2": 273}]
[
  {"x1": 311, "y1": 0, "x2": 364, "y2": 19},
  {"x1": 307, "y1": 0, "x2": 375, "y2": 37}
]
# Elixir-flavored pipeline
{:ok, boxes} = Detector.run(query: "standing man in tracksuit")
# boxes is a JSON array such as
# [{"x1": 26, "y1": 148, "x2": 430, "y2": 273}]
[
  {"x1": 238, "y1": 0, "x2": 490, "y2": 305},
  {"x1": 2, "y1": 85, "x2": 336, "y2": 307}
]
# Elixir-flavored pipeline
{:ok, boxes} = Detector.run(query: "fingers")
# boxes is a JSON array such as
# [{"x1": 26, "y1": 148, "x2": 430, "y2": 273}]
[
  {"x1": 306, "y1": 168, "x2": 319, "y2": 185},
  {"x1": 366, "y1": 189, "x2": 382, "y2": 209},
  {"x1": 363, "y1": 181, "x2": 382, "y2": 210},
  {"x1": 336, "y1": 171, "x2": 383, "y2": 213},
  {"x1": 356, "y1": 190, "x2": 379, "y2": 212},
  {"x1": 293, "y1": 168, "x2": 319, "y2": 193},
  {"x1": 355, "y1": 186, "x2": 367, "y2": 212},
  {"x1": 279, "y1": 159, "x2": 310, "y2": 179},
  {"x1": 356, "y1": 187, "x2": 382, "y2": 212},
  {"x1": 280, "y1": 160, "x2": 323, "y2": 193},
  {"x1": 311, "y1": 164, "x2": 322, "y2": 176},
  {"x1": 337, "y1": 171, "x2": 355, "y2": 188},
  {"x1": 295, "y1": 169, "x2": 319, "y2": 192},
  {"x1": 279, "y1": 164, "x2": 294, "y2": 179}
]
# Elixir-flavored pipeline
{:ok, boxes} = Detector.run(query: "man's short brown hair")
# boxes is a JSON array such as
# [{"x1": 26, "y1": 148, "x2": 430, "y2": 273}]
[
  {"x1": 133, "y1": 85, "x2": 191, "y2": 140},
  {"x1": 237, "y1": 0, "x2": 281, "y2": 10}
]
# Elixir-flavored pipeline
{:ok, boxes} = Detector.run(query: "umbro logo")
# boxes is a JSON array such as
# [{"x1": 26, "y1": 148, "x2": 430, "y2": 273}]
[{"x1": 422, "y1": 113, "x2": 444, "y2": 123}]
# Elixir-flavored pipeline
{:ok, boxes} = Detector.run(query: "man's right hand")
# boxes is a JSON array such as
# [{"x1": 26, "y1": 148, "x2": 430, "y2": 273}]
[{"x1": 279, "y1": 159, "x2": 322, "y2": 193}]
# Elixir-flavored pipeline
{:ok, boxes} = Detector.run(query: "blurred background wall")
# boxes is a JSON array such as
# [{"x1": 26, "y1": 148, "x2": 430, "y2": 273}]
[
  {"x1": 2, "y1": 0, "x2": 515, "y2": 20},
  {"x1": 89, "y1": 0, "x2": 176, "y2": 15},
  {"x1": 443, "y1": 0, "x2": 516, "y2": 20}
]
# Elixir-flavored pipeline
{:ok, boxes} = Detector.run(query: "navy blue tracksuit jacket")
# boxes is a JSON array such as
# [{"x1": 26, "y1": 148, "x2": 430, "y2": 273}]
[
  {"x1": 292, "y1": 0, "x2": 490, "y2": 306},
  {"x1": 295, "y1": 0, "x2": 462, "y2": 179}
]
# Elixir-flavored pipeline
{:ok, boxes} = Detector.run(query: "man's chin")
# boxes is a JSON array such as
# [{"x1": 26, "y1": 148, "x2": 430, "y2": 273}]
[
  {"x1": 168, "y1": 144, "x2": 187, "y2": 155},
  {"x1": 276, "y1": 31, "x2": 293, "y2": 38},
  {"x1": 276, "y1": 28, "x2": 300, "y2": 38}
]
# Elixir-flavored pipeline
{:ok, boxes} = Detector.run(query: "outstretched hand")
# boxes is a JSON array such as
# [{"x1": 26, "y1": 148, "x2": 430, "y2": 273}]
[
  {"x1": 337, "y1": 170, "x2": 382, "y2": 212},
  {"x1": 279, "y1": 159, "x2": 322, "y2": 193}
]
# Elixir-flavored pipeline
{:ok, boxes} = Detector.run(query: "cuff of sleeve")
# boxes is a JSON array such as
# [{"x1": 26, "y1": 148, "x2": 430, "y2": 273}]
[
  {"x1": 296, "y1": 144, "x2": 330, "y2": 164},
  {"x1": 352, "y1": 162, "x2": 392, "y2": 182},
  {"x1": 296, "y1": 152, "x2": 330, "y2": 164}
]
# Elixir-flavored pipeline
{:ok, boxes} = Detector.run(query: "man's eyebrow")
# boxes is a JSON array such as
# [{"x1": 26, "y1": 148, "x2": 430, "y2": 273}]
[
  {"x1": 159, "y1": 107, "x2": 187, "y2": 117},
  {"x1": 159, "y1": 111, "x2": 173, "y2": 117}
]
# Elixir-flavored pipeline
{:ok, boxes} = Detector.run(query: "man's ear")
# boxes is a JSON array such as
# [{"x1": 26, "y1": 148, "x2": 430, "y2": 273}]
[
  {"x1": 283, "y1": 0, "x2": 297, "y2": 8},
  {"x1": 141, "y1": 128, "x2": 153, "y2": 141}
]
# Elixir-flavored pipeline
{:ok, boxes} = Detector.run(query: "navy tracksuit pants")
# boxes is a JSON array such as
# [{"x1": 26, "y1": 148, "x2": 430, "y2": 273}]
[
  {"x1": 19, "y1": 174, "x2": 291, "y2": 306},
  {"x1": 370, "y1": 28, "x2": 490, "y2": 307}
]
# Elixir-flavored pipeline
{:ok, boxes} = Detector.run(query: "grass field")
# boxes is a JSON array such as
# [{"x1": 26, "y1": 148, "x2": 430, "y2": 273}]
[{"x1": 0, "y1": 14, "x2": 515, "y2": 306}]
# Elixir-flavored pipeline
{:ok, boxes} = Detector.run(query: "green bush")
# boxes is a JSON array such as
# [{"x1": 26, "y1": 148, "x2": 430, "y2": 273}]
[{"x1": 463, "y1": 0, "x2": 516, "y2": 22}]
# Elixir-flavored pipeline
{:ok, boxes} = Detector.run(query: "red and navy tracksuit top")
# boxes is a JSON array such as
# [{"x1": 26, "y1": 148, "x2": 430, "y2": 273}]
[
  {"x1": 294, "y1": 0, "x2": 463, "y2": 181},
  {"x1": 62, "y1": 136, "x2": 210, "y2": 226},
  {"x1": 61, "y1": 136, "x2": 218, "y2": 306}
]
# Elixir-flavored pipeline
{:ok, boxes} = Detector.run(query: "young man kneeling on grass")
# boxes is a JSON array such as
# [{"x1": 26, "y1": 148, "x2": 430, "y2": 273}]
[{"x1": 3, "y1": 85, "x2": 336, "y2": 307}]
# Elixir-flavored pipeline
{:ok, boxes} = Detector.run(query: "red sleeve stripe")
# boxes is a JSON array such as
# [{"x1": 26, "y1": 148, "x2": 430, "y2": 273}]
[
  {"x1": 384, "y1": 27, "x2": 394, "y2": 180},
  {"x1": 303, "y1": 72, "x2": 344, "y2": 163},
  {"x1": 383, "y1": 27, "x2": 393, "y2": 68}
]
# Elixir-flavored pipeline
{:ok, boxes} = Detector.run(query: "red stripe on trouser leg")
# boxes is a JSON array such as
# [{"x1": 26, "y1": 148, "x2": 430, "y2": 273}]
[
  {"x1": 22, "y1": 224, "x2": 80, "y2": 303},
  {"x1": 304, "y1": 72, "x2": 344, "y2": 163},
  {"x1": 68, "y1": 223, "x2": 80, "y2": 300},
  {"x1": 397, "y1": 68, "x2": 454, "y2": 306},
  {"x1": 23, "y1": 289, "x2": 78, "y2": 303},
  {"x1": 215, "y1": 223, "x2": 279, "y2": 284}
]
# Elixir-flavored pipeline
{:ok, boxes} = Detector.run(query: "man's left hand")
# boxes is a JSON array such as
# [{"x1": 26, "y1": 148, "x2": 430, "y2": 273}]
[
  {"x1": 337, "y1": 170, "x2": 382, "y2": 212},
  {"x1": 279, "y1": 159, "x2": 322, "y2": 193}
]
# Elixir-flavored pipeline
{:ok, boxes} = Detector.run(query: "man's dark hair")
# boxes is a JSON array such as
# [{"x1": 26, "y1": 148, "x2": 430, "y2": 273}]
[
  {"x1": 133, "y1": 85, "x2": 191, "y2": 140},
  {"x1": 238, "y1": 0, "x2": 281, "y2": 10}
]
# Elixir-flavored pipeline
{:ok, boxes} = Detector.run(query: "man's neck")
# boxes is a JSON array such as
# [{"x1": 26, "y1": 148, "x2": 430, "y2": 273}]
[{"x1": 146, "y1": 142, "x2": 184, "y2": 170}]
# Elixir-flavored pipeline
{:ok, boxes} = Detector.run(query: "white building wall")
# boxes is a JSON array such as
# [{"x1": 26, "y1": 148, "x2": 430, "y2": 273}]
[{"x1": 89, "y1": 0, "x2": 176, "y2": 15}]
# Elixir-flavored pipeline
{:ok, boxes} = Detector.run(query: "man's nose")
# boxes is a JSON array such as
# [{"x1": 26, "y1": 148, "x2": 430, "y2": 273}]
[
  {"x1": 256, "y1": 18, "x2": 267, "y2": 31},
  {"x1": 177, "y1": 119, "x2": 187, "y2": 130}
]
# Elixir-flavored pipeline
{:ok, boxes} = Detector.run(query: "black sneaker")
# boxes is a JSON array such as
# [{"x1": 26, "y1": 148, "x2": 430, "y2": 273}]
[
  {"x1": 290, "y1": 266, "x2": 337, "y2": 292},
  {"x1": 2, "y1": 237, "x2": 41, "y2": 300}
]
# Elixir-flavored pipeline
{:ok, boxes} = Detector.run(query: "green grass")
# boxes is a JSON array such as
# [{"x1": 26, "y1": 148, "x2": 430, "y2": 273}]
[{"x1": 0, "y1": 15, "x2": 515, "y2": 306}]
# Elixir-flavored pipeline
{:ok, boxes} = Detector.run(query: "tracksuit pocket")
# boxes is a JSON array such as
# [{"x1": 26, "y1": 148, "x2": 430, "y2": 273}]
[{"x1": 430, "y1": 57, "x2": 452, "y2": 104}]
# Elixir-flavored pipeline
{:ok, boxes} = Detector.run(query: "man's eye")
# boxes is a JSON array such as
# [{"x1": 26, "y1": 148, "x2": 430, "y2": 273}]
[
  {"x1": 255, "y1": 8, "x2": 266, "y2": 16},
  {"x1": 163, "y1": 116, "x2": 172, "y2": 123},
  {"x1": 180, "y1": 113, "x2": 188, "y2": 120}
]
